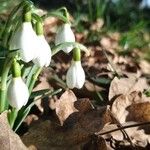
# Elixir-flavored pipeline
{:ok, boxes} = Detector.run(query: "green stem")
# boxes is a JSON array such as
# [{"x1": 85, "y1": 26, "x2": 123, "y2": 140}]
[
  {"x1": 59, "y1": 7, "x2": 70, "y2": 23},
  {"x1": 0, "y1": 58, "x2": 12, "y2": 113},
  {"x1": 26, "y1": 65, "x2": 38, "y2": 87},
  {"x1": 8, "y1": 108, "x2": 18, "y2": 129},
  {"x1": 73, "y1": 47, "x2": 81, "y2": 61},
  {"x1": 12, "y1": 59, "x2": 21, "y2": 78},
  {"x1": 36, "y1": 21, "x2": 43, "y2": 35},
  {"x1": 29, "y1": 67, "x2": 42, "y2": 94},
  {"x1": 41, "y1": 10, "x2": 69, "y2": 23}
]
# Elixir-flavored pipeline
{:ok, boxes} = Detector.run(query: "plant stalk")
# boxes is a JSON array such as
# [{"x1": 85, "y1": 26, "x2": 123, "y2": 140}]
[{"x1": 0, "y1": 58, "x2": 12, "y2": 113}]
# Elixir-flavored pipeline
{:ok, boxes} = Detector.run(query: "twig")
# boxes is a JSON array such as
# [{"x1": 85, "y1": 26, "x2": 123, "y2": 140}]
[
  {"x1": 108, "y1": 109, "x2": 134, "y2": 147},
  {"x1": 95, "y1": 121, "x2": 150, "y2": 136}
]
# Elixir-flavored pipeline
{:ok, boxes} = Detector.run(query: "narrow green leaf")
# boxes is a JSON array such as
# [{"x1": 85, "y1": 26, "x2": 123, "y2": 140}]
[
  {"x1": 52, "y1": 42, "x2": 88, "y2": 56},
  {"x1": 42, "y1": 11, "x2": 68, "y2": 23},
  {"x1": 29, "y1": 89, "x2": 50, "y2": 99}
]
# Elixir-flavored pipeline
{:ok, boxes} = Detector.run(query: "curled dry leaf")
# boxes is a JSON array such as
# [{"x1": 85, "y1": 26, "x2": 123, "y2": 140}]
[
  {"x1": 111, "y1": 91, "x2": 150, "y2": 123},
  {"x1": 100, "y1": 122, "x2": 150, "y2": 147},
  {"x1": 108, "y1": 91, "x2": 150, "y2": 148},
  {"x1": 0, "y1": 112, "x2": 28, "y2": 150},
  {"x1": 54, "y1": 90, "x2": 78, "y2": 126},
  {"x1": 126, "y1": 102, "x2": 150, "y2": 122},
  {"x1": 109, "y1": 77, "x2": 149, "y2": 100}
]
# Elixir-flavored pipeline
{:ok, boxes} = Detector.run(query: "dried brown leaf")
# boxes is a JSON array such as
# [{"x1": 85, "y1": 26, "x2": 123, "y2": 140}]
[
  {"x1": 0, "y1": 112, "x2": 28, "y2": 150},
  {"x1": 111, "y1": 91, "x2": 150, "y2": 123},
  {"x1": 100, "y1": 122, "x2": 149, "y2": 147},
  {"x1": 109, "y1": 77, "x2": 148, "y2": 100},
  {"x1": 126, "y1": 102, "x2": 150, "y2": 122},
  {"x1": 55, "y1": 90, "x2": 78, "y2": 126}
]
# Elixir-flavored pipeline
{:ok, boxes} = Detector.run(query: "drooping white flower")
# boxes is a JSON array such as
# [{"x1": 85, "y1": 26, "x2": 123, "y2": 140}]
[
  {"x1": 55, "y1": 23, "x2": 75, "y2": 53},
  {"x1": 33, "y1": 35, "x2": 51, "y2": 67},
  {"x1": 66, "y1": 61, "x2": 85, "y2": 89},
  {"x1": 7, "y1": 77, "x2": 29, "y2": 110},
  {"x1": 10, "y1": 22, "x2": 38, "y2": 62}
]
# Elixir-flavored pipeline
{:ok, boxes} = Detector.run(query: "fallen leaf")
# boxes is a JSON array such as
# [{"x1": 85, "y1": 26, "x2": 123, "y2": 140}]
[
  {"x1": 0, "y1": 112, "x2": 28, "y2": 150},
  {"x1": 100, "y1": 122, "x2": 150, "y2": 147},
  {"x1": 55, "y1": 90, "x2": 78, "y2": 126},
  {"x1": 111, "y1": 91, "x2": 150, "y2": 123},
  {"x1": 126, "y1": 102, "x2": 150, "y2": 122},
  {"x1": 140, "y1": 60, "x2": 150, "y2": 74},
  {"x1": 109, "y1": 77, "x2": 149, "y2": 100}
]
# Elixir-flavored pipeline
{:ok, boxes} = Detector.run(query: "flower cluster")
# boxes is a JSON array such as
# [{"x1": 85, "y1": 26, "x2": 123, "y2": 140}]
[
  {"x1": 6, "y1": 5, "x2": 86, "y2": 111},
  {"x1": 10, "y1": 13, "x2": 51, "y2": 67}
]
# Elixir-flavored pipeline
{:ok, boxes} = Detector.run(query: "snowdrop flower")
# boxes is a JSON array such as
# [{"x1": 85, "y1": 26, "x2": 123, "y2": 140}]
[
  {"x1": 55, "y1": 23, "x2": 75, "y2": 53},
  {"x1": 33, "y1": 35, "x2": 51, "y2": 67},
  {"x1": 66, "y1": 61, "x2": 85, "y2": 89},
  {"x1": 33, "y1": 22, "x2": 51, "y2": 67},
  {"x1": 7, "y1": 77, "x2": 29, "y2": 110},
  {"x1": 7, "y1": 60, "x2": 29, "y2": 110},
  {"x1": 10, "y1": 11, "x2": 38, "y2": 62}
]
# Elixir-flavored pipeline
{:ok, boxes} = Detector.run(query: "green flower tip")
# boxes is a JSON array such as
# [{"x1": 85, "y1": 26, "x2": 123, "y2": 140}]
[
  {"x1": 23, "y1": 6, "x2": 32, "y2": 22},
  {"x1": 36, "y1": 21, "x2": 44, "y2": 35},
  {"x1": 12, "y1": 59, "x2": 21, "y2": 78},
  {"x1": 73, "y1": 47, "x2": 81, "y2": 61}
]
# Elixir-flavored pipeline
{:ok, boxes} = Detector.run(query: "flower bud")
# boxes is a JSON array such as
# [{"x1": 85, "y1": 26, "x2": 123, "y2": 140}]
[
  {"x1": 7, "y1": 77, "x2": 29, "y2": 110},
  {"x1": 55, "y1": 23, "x2": 75, "y2": 53},
  {"x1": 10, "y1": 22, "x2": 38, "y2": 62},
  {"x1": 66, "y1": 61, "x2": 85, "y2": 89},
  {"x1": 33, "y1": 35, "x2": 51, "y2": 67}
]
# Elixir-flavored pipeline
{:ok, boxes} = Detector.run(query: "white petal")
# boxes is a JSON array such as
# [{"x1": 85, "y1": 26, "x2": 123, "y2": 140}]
[
  {"x1": 33, "y1": 35, "x2": 51, "y2": 67},
  {"x1": 10, "y1": 22, "x2": 38, "y2": 62},
  {"x1": 74, "y1": 61, "x2": 85, "y2": 89},
  {"x1": 7, "y1": 77, "x2": 29, "y2": 110},
  {"x1": 66, "y1": 62, "x2": 76, "y2": 89},
  {"x1": 66, "y1": 61, "x2": 85, "y2": 89},
  {"x1": 55, "y1": 23, "x2": 75, "y2": 53}
]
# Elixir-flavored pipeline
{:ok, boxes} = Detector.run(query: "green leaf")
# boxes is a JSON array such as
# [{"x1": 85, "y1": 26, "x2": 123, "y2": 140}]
[
  {"x1": 42, "y1": 11, "x2": 68, "y2": 23},
  {"x1": 91, "y1": 77, "x2": 111, "y2": 85},
  {"x1": 26, "y1": 65, "x2": 38, "y2": 87},
  {"x1": 52, "y1": 42, "x2": 88, "y2": 56},
  {"x1": 29, "y1": 89, "x2": 50, "y2": 99}
]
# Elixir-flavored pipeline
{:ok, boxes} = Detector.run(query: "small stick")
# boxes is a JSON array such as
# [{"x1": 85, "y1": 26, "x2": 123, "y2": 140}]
[
  {"x1": 108, "y1": 109, "x2": 134, "y2": 147},
  {"x1": 95, "y1": 121, "x2": 150, "y2": 136}
]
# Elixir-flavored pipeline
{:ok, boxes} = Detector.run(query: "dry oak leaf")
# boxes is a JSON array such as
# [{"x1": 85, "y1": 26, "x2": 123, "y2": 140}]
[
  {"x1": 0, "y1": 112, "x2": 28, "y2": 150},
  {"x1": 54, "y1": 90, "x2": 78, "y2": 126},
  {"x1": 111, "y1": 91, "x2": 150, "y2": 123},
  {"x1": 109, "y1": 77, "x2": 148, "y2": 100},
  {"x1": 100, "y1": 122, "x2": 149, "y2": 147}
]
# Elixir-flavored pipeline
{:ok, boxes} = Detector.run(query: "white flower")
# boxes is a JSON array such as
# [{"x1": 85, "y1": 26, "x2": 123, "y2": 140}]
[
  {"x1": 7, "y1": 77, "x2": 29, "y2": 110},
  {"x1": 33, "y1": 35, "x2": 51, "y2": 67},
  {"x1": 66, "y1": 61, "x2": 85, "y2": 89},
  {"x1": 10, "y1": 22, "x2": 38, "y2": 62},
  {"x1": 55, "y1": 23, "x2": 75, "y2": 53}
]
